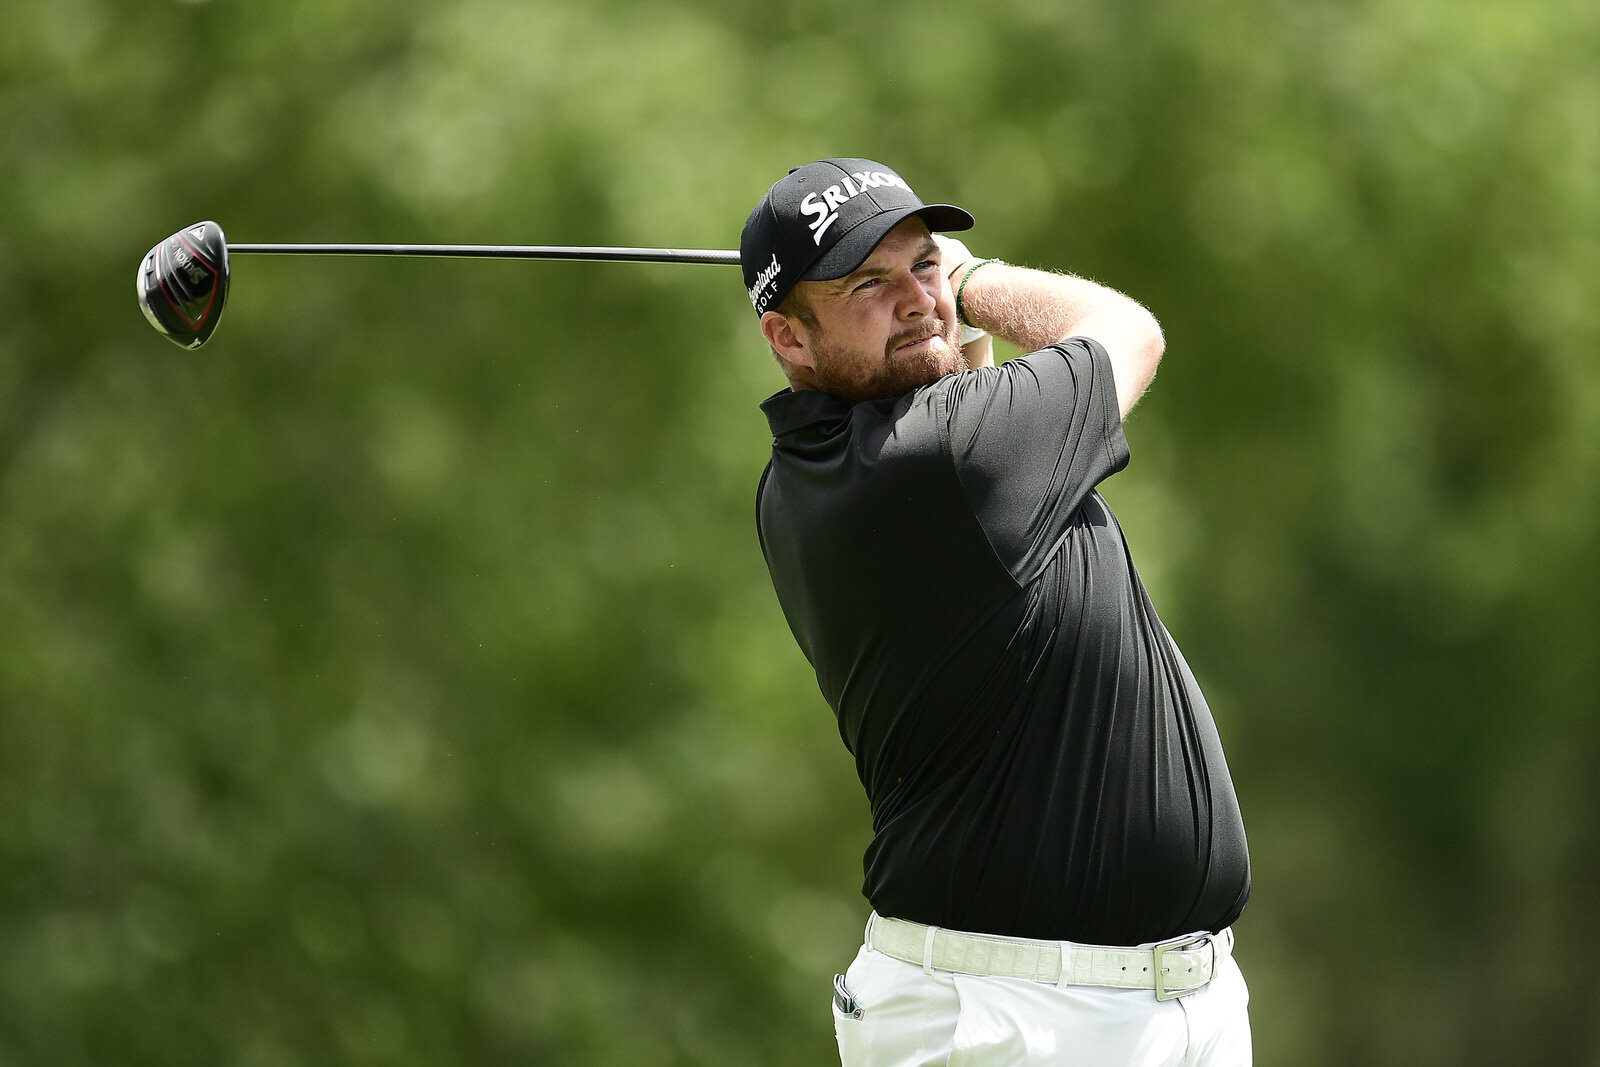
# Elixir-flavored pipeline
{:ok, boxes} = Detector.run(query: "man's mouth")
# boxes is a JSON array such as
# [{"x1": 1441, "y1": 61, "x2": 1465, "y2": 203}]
[{"x1": 892, "y1": 325, "x2": 943, "y2": 353}]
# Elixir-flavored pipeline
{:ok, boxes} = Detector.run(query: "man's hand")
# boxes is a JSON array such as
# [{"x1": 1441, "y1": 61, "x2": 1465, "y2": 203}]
[{"x1": 932, "y1": 234, "x2": 994, "y2": 370}]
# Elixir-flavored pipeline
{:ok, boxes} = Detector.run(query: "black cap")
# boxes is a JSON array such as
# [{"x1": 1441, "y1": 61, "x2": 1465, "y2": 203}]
[{"x1": 740, "y1": 158, "x2": 974, "y2": 316}]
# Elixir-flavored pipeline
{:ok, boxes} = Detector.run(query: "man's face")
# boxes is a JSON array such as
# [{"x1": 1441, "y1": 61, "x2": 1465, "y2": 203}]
[{"x1": 789, "y1": 218, "x2": 965, "y2": 403}]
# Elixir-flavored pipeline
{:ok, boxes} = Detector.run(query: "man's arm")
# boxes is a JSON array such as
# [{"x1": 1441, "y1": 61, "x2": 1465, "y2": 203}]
[{"x1": 946, "y1": 258, "x2": 1165, "y2": 418}]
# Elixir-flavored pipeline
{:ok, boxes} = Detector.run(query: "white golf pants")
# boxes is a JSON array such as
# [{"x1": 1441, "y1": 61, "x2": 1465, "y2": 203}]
[{"x1": 831, "y1": 931, "x2": 1251, "y2": 1066}]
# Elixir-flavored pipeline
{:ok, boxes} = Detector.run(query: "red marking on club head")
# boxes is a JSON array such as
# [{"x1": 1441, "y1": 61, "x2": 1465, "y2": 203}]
[{"x1": 159, "y1": 231, "x2": 220, "y2": 329}]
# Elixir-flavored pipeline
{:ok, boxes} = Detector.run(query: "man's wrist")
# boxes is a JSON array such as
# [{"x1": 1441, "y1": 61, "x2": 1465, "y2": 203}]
[{"x1": 956, "y1": 259, "x2": 1003, "y2": 328}]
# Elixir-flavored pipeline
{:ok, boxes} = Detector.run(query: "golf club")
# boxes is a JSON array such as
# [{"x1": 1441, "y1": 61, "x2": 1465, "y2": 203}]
[{"x1": 138, "y1": 221, "x2": 742, "y2": 349}]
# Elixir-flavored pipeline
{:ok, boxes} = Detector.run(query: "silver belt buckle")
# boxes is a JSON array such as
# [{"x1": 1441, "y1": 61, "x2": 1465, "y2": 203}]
[{"x1": 1153, "y1": 933, "x2": 1215, "y2": 1001}]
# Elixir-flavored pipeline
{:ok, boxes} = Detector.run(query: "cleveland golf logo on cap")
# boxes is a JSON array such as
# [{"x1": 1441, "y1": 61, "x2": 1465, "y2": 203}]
[
  {"x1": 799, "y1": 170, "x2": 916, "y2": 244},
  {"x1": 747, "y1": 252, "x2": 782, "y2": 310}
]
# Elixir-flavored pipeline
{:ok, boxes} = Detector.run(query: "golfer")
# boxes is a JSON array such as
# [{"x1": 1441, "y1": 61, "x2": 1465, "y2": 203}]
[{"x1": 741, "y1": 159, "x2": 1252, "y2": 1066}]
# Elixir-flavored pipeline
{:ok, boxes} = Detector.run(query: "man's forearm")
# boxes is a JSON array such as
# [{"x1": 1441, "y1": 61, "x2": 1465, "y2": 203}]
[
  {"x1": 951, "y1": 260, "x2": 1157, "y2": 362},
  {"x1": 951, "y1": 260, "x2": 1165, "y2": 416}
]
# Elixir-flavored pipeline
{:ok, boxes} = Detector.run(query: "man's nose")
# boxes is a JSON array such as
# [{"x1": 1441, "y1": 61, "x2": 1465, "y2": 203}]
[{"x1": 895, "y1": 272, "x2": 936, "y2": 316}]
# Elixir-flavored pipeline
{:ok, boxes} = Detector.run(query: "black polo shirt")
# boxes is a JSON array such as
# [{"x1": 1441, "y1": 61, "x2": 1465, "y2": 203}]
[{"x1": 755, "y1": 338, "x2": 1249, "y2": 947}]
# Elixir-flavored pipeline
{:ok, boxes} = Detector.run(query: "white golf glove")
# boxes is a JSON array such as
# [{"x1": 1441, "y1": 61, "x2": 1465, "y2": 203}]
[{"x1": 932, "y1": 234, "x2": 989, "y2": 345}]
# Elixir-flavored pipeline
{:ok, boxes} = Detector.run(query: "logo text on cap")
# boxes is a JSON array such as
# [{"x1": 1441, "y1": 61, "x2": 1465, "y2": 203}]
[
  {"x1": 799, "y1": 171, "x2": 913, "y2": 245},
  {"x1": 748, "y1": 252, "x2": 782, "y2": 311}
]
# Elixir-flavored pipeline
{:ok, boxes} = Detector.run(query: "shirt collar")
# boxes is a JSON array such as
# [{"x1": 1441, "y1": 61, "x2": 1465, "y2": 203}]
[{"x1": 760, "y1": 387, "x2": 852, "y2": 438}]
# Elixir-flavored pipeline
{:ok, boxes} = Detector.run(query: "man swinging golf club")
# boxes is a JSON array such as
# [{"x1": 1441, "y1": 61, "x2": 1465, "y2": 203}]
[{"x1": 743, "y1": 158, "x2": 1252, "y2": 1066}]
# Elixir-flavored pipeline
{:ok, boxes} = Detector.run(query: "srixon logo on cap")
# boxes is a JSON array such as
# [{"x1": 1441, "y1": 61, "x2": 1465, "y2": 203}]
[{"x1": 799, "y1": 170, "x2": 914, "y2": 245}]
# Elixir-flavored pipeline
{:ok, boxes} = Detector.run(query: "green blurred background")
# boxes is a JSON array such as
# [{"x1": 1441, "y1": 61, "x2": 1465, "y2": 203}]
[{"x1": 3, "y1": 0, "x2": 1597, "y2": 1063}]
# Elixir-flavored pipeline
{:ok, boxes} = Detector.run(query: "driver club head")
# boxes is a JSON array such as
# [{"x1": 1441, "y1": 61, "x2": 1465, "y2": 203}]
[{"x1": 138, "y1": 221, "x2": 230, "y2": 349}]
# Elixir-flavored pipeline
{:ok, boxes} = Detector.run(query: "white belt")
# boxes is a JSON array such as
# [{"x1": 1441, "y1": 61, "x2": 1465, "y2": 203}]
[{"x1": 865, "y1": 913, "x2": 1232, "y2": 1001}]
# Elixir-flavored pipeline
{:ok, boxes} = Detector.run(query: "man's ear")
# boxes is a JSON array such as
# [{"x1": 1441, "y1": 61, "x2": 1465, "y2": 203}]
[{"x1": 761, "y1": 309, "x2": 814, "y2": 370}]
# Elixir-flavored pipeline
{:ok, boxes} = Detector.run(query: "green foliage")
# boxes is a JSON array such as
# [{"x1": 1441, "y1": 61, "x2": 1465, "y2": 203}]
[{"x1": 2, "y1": 0, "x2": 1597, "y2": 1063}]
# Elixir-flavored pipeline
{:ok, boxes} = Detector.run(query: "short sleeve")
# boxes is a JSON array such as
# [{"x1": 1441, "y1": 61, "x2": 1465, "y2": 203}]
[{"x1": 937, "y1": 337, "x2": 1130, "y2": 579}]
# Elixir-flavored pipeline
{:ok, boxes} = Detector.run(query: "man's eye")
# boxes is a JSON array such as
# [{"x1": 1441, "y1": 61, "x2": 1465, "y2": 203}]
[{"x1": 853, "y1": 278, "x2": 880, "y2": 293}]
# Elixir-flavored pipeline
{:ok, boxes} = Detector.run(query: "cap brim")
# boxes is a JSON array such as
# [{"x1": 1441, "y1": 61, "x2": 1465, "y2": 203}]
[{"x1": 801, "y1": 203, "x2": 975, "y2": 282}]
